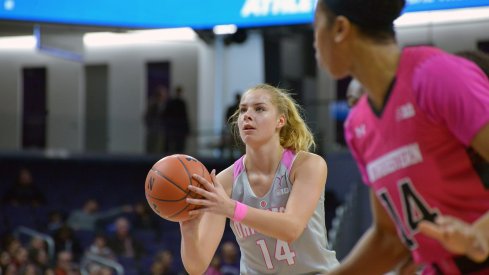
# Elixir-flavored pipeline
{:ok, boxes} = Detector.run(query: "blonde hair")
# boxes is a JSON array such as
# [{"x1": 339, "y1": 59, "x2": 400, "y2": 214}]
[{"x1": 229, "y1": 84, "x2": 316, "y2": 152}]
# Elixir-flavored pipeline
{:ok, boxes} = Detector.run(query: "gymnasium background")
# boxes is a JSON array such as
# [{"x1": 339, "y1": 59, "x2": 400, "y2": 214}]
[{"x1": 1, "y1": 1, "x2": 489, "y2": 274}]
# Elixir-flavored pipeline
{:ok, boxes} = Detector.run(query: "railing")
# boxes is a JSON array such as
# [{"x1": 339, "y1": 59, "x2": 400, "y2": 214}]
[
  {"x1": 14, "y1": 226, "x2": 55, "y2": 261},
  {"x1": 80, "y1": 253, "x2": 124, "y2": 275}
]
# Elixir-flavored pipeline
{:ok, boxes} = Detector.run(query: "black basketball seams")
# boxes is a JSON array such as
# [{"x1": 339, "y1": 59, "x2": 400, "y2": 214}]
[
  {"x1": 151, "y1": 167, "x2": 188, "y2": 197},
  {"x1": 168, "y1": 202, "x2": 192, "y2": 220},
  {"x1": 168, "y1": 194, "x2": 201, "y2": 219},
  {"x1": 176, "y1": 155, "x2": 194, "y2": 191},
  {"x1": 145, "y1": 191, "x2": 187, "y2": 202}
]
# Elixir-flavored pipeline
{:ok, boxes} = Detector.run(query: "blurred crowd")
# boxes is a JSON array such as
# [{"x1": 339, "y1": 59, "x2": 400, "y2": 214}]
[{"x1": 0, "y1": 167, "x2": 240, "y2": 275}]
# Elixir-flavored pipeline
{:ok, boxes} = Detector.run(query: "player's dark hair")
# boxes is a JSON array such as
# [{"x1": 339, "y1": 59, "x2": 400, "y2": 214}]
[
  {"x1": 320, "y1": 0, "x2": 405, "y2": 43},
  {"x1": 456, "y1": 50, "x2": 489, "y2": 78}
]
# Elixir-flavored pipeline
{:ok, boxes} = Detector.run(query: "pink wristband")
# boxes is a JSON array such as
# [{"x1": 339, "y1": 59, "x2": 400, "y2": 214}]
[{"x1": 232, "y1": 201, "x2": 248, "y2": 222}]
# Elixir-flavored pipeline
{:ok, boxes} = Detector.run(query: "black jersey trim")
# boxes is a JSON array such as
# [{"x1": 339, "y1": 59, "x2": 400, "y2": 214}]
[
  {"x1": 368, "y1": 77, "x2": 397, "y2": 118},
  {"x1": 466, "y1": 148, "x2": 489, "y2": 189}
]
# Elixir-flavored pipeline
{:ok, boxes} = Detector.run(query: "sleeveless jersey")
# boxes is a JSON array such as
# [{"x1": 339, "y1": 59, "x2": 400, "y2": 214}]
[
  {"x1": 344, "y1": 46, "x2": 489, "y2": 274},
  {"x1": 230, "y1": 149, "x2": 339, "y2": 274}
]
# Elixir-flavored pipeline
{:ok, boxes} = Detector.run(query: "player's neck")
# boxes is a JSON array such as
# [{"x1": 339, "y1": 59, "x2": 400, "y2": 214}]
[
  {"x1": 354, "y1": 43, "x2": 401, "y2": 110},
  {"x1": 245, "y1": 144, "x2": 284, "y2": 175}
]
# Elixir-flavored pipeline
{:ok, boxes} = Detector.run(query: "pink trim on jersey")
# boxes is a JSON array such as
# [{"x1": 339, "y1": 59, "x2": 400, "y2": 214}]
[
  {"x1": 344, "y1": 115, "x2": 371, "y2": 185},
  {"x1": 282, "y1": 149, "x2": 295, "y2": 172},
  {"x1": 233, "y1": 149, "x2": 296, "y2": 181},
  {"x1": 233, "y1": 156, "x2": 246, "y2": 181}
]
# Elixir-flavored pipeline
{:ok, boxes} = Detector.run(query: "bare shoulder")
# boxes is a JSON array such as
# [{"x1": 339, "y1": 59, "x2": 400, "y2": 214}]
[
  {"x1": 217, "y1": 165, "x2": 235, "y2": 196},
  {"x1": 293, "y1": 151, "x2": 327, "y2": 169},
  {"x1": 290, "y1": 151, "x2": 328, "y2": 181}
]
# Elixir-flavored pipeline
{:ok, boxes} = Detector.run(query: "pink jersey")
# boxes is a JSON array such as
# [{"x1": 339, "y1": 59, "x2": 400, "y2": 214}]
[{"x1": 344, "y1": 46, "x2": 489, "y2": 274}]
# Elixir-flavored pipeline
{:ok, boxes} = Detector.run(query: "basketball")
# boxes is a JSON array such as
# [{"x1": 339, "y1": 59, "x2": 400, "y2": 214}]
[{"x1": 144, "y1": 154, "x2": 211, "y2": 222}]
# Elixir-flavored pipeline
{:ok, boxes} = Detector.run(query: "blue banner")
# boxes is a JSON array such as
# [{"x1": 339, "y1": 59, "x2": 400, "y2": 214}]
[{"x1": 0, "y1": 0, "x2": 488, "y2": 29}]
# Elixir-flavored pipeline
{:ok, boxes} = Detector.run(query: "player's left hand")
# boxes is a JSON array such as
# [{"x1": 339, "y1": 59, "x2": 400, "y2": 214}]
[
  {"x1": 418, "y1": 216, "x2": 489, "y2": 263},
  {"x1": 187, "y1": 170, "x2": 235, "y2": 219}
]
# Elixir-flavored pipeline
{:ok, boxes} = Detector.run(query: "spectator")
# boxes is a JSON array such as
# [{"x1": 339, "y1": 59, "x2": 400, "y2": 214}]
[
  {"x1": 53, "y1": 251, "x2": 76, "y2": 275},
  {"x1": 345, "y1": 78, "x2": 365, "y2": 108},
  {"x1": 67, "y1": 199, "x2": 132, "y2": 232},
  {"x1": 220, "y1": 93, "x2": 242, "y2": 159},
  {"x1": 53, "y1": 225, "x2": 83, "y2": 262},
  {"x1": 5, "y1": 237, "x2": 21, "y2": 257},
  {"x1": 83, "y1": 234, "x2": 116, "y2": 275},
  {"x1": 47, "y1": 210, "x2": 66, "y2": 233},
  {"x1": 219, "y1": 242, "x2": 239, "y2": 275},
  {"x1": 3, "y1": 263, "x2": 17, "y2": 275},
  {"x1": 163, "y1": 86, "x2": 190, "y2": 153},
  {"x1": 11, "y1": 247, "x2": 29, "y2": 272},
  {"x1": 27, "y1": 236, "x2": 47, "y2": 263},
  {"x1": 144, "y1": 85, "x2": 169, "y2": 154},
  {"x1": 151, "y1": 250, "x2": 176, "y2": 275},
  {"x1": 107, "y1": 217, "x2": 144, "y2": 260},
  {"x1": 31, "y1": 249, "x2": 52, "y2": 274},
  {"x1": 19, "y1": 263, "x2": 42, "y2": 275},
  {"x1": 132, "y1": 201, "x2": 159, "y2": 232},
  {"x1": 2, "y1": 168, "x2": 46, "y2": 207},
  {"x1": 86, "y1": 234, "x2": 115, "y2": 260},
  {"x1": 0, "y1": 251, "x2": 12, "y2": 274}
]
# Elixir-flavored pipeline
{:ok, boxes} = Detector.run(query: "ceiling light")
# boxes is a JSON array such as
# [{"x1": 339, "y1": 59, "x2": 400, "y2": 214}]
[
  {"x1": 0, "y1": 36, "x2": 36, "y2": 49},
  {"x1": 84, "y1": 28, "x2": 197, "y2": 47},
  {"x1": 213, "y1": 24, "x2": 238, "y2": 35}
]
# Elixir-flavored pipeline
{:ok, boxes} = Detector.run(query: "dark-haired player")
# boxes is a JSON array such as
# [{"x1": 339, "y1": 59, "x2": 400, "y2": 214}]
[{"x1": 313, "y1": 0, "x2": 489, "y2": 274}]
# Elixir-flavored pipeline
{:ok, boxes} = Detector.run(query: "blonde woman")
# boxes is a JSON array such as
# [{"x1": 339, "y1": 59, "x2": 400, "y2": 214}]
[{"x1": 179, "y1": 84, "x2": 339, "y2": 274}]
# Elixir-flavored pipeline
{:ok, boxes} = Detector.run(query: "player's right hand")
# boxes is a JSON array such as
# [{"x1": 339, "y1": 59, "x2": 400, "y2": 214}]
[{"x1": 419, "y1": 216, "x2": 489, "y2": 263}]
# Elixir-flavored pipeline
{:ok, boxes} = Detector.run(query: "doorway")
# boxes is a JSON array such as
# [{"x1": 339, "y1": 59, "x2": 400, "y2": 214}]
[{"x1": 22, "y1": 67, "x2": 47, "y2": 149}]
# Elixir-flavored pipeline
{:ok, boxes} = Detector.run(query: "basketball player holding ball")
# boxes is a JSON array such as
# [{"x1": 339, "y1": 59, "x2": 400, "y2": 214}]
[
  {"x1": 313, "y1": 0, "x2": 489, "y2": 274},
  {"x1": 179, "y1": 84, "x2": 339, "y2": 274}
]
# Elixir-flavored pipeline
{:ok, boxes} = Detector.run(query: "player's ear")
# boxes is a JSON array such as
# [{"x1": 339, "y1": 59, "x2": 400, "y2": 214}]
[
  {"x1": 277, "y1": 115, "x2": 286, "y2": 129},
  {"x1": 333, "y1": 15, "x2": 352, "y2": 43}
]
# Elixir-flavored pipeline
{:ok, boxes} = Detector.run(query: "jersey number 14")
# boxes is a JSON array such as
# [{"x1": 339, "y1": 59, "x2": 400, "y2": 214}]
[
  {"x1": 256, "y1": 239, "x2": 296, "y2": 269},
  {"x1": 378, "y1": 178, "x2": 439, "y2": 249}
]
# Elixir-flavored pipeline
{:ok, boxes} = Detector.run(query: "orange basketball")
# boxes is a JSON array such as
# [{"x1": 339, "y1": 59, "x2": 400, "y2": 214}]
[{"x1": 144, "y1": 154, "x2": 211, "y2": 222}]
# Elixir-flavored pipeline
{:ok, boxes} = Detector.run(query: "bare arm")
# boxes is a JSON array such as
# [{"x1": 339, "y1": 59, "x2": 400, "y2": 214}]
[
  {"x1": 189, "y1": 152, "x2": 328, "y2": 242},
  {"x1": 329, "y1": 190, "x2": 410, "y2": 275},
  {"x1": 180, "y1": 167, "x2": 233, "y2": 275},
  {"x1": 473, "y1": 212, "x2": 489, "y2": 260}
]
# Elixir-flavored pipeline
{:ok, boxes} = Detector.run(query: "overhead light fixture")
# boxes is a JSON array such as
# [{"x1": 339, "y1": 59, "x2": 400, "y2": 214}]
[
  {"x1": 83, "y1": 27, "x2": 197, "y2": 47},
  {"x1": 213, "y1": 24, "x2": 238, "y2": 35},
  {"x1": 0, "y1": 36, "x2": 36, "y2": 49},
  {"x1": 396, "y1": 6, "x2": 489, "y2": 27}
]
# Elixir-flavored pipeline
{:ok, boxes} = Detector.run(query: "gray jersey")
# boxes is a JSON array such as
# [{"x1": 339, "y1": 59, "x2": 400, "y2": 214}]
[{"x1": 230, "y1": 150, "x2": 339, "y2": 274}]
